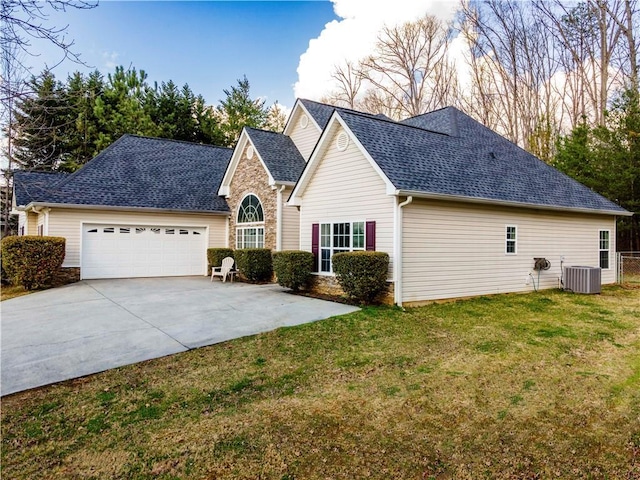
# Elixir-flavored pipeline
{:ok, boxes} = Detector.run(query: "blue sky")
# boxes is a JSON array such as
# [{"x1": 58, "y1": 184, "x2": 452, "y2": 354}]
[{"x1": 28, "y1": 1, "x2": 338, "y2": 109}]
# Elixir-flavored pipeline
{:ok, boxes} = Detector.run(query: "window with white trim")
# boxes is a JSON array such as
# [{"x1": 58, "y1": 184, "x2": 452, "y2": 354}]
[
  {"x1": 505, "y1": 226, "x2": 517, "y2": 254},
  {"x1": 320, "y1": 221, "x2": 365, "y2": 273},
  {"x1": 599, "y1": 230, "x2": 610, "y2": 269},
  {"x1": 236, "y1": 194, "x2": 264, "y2": 249}
]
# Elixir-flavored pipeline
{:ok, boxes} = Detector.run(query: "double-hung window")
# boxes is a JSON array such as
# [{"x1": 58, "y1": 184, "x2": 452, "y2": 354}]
[
  {"x1": 599, "y1": 230, "x2": 610, "y2": 269},
  {"x1": 236, "y1": 194, "x2": 265, "y2": 249},
  {"x1": 505, "y1": 225, "x2": 517, "y2": 254},
  {"x1": 319, "y1": 221, "x2": 365, "y2": 273}
]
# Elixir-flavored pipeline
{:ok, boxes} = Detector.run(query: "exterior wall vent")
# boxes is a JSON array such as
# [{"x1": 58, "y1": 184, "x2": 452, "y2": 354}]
[
  {"x1": 564, "y1": 266, "x2": 601, "y2": 294},
  {"x1": 336, "y1": 132, "x2": 349, "y2": 151},
  {"x1": 246, "y1": 146, "x2": 254, "y2": 159},
  {"x1": 299, "y1": 114, "x2": 309, "y2": 129}
]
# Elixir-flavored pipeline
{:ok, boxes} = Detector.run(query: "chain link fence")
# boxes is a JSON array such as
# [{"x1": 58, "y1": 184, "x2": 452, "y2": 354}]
[{"x1": 618, "y1": 252, "x2": 640, "y2": 285}]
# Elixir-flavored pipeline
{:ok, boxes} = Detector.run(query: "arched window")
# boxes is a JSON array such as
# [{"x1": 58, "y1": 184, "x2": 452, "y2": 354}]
[
  {"x1": 237, "y1": 194, "x2": 264, "y2": 224},
  {"x1": 236, "y1": 194, "x2": 265, "y2": 249}
]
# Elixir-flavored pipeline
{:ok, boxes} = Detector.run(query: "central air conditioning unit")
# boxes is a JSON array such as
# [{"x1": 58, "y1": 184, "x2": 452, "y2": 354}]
[{"x1": 564, "y1": 266, "x2": 601, "y2": 294}]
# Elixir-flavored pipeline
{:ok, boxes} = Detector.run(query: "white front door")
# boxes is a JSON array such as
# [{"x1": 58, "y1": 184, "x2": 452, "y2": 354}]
[{"x1": 81, "y1": 224, "x2": 207, "y2": 279}]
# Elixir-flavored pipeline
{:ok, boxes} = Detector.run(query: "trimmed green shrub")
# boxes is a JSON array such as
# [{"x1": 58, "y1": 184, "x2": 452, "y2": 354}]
[
  {"x1": 207, "y1": 248, "x2": 234, "y2": 274},
  {"x1": 1, "y1": 235, "x2": 66, "y2": 290},
  {"x1": 273, "y1": 250, "x2": 314, "y2": 291},
  {"x1": 332, "y1": 251, "x2": 389, "y2": 304},
  {"x1": 235, "y1": 248, "x2": 273, "y2": 282}
]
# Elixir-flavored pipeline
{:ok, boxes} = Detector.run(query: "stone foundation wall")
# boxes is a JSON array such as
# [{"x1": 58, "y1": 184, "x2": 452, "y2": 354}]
[
  {"x1": 57, "y1": 267, "x2": 80, "y2": 284},
  {"x1": 309, "y1": 275, "x2": 395, "y2": 305}
]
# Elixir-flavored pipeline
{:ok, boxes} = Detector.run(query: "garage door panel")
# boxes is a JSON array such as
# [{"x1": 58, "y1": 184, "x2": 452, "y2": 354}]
[{"x1": 82, "y1": 223, "x2": 207, "y2": 279}]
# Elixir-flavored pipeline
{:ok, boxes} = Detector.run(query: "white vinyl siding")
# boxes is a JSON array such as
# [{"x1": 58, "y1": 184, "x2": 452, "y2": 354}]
[
  {"x1": 17, "y1": 212, "x2": 26, "y2": 235},
  {"x1": 401, "y1": 198, "x2": 617, "y2": 303},
  {"x1": 281, "y1": 186, "x2": 300, "y2": 250},
  {"x1": 47, "y1": 208, "x2": 227, "y2": 268},
  {"x1": 18, "y1": 211, "x2": 38, "y2": 235},
  {"x1": 288, "y1": 109, "x2": 321, "y2": 161},
  {"x1": 299, "y1": 126, "x2": 395, "y2": 277},
  {"x1": 37, "y1": 213, "x2": 45, "y2": 236}
]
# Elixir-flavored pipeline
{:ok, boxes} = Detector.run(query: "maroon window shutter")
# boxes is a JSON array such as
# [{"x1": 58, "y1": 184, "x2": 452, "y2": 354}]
[
  {"x1": 311, "y1": 223, "x2": 320, "y2": 271},
  {"x1": 366, "y1": 221, "x2": 376, "y2": 251}
]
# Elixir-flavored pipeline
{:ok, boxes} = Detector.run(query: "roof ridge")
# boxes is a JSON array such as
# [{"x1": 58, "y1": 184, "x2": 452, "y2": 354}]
[
  {"x1": 299, "y1": 98, "x2": 374, "y2": 118},
  {"x1": 337, "y1": 109, "x2": 451, "y2": 136},
  {"x1": 403, "y1": 105, "x2": 453, "y2": 121},
  {"x1": 245, "y1": 127, "x2": 287, "y2": 136},
  {"x1": 124, "y1": 134, "x2": 233, "y2": 151}
]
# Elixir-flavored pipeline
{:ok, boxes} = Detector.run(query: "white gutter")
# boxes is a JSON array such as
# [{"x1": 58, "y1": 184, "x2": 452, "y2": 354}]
[
  {"x1": 276, "y1": 184, "x2": 286, "y2": 251},
  {"x1": 394, "y1": 189, "x2": 632, "y2": 217},
  {"x1": 23, "y1": 202, "x2": 231, "y2": 217},
  {"x1": 394, "y1": 196, "x2": 413, "y2": 306}
]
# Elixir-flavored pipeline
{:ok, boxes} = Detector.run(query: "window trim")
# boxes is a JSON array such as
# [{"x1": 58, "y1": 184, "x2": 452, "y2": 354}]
[
  {"x1": 599, "y1": 229, "x2": 610, "y2": 270},
  {"x1": 505, "y1": 225, "x2": 517, "y2": 255},
  {"x1": 319, "y1": 220, "x2": 366, "y2": 274}
]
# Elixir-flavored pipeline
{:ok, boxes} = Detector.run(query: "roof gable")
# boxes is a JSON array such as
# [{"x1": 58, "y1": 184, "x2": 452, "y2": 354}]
[
  {"x1": 29, "y1": 135, "x2": 232, "y2": 213},
  {"x1": 289, "y1": 111, "x2": 396, "y2": 205},
  {"x1": 282, "y1": 99, "x2": 323, "y2": 136},
  {"x1": 219, "y1": 129, "x2": 273, "y2": 196}
]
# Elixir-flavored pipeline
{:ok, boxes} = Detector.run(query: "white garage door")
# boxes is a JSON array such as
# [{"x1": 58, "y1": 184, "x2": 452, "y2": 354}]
[{"x1": 82, "y1": 224, "x2": 207, "y2": 279}]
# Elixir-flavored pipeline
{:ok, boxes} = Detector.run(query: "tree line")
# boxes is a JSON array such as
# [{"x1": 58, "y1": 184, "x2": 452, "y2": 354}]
[
  {"x1": 7, "y1": 67, "x2": 285, "y2": 172},
  {"x1": 323, "y1": 0, "x2": 639, "y2": 251}
]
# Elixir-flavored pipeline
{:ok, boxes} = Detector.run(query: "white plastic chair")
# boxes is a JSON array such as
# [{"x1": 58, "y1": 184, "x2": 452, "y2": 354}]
[{"x1": 211, "y1": 257, "x2": 236, "y2": 283}]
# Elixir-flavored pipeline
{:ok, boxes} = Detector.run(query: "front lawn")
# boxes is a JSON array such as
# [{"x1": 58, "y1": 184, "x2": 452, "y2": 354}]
[{"x1": 2, "y1": 287, "x2": 639, "y2": 478}]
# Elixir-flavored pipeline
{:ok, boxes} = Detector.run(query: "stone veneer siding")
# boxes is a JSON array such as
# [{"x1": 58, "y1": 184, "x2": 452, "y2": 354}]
[
  {"x1": 310, "y1": 275, "x2": 395, "y2": 305},
  {"x1": 227, "y1": 145, "x2": 278, "y2": 250}
]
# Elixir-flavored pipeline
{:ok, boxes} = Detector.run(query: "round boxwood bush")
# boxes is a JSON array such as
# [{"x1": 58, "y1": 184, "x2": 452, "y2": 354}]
[
  {"x1": 332, "y1": 251, "x2": 389, "y2": 304},
  {"x1": 235, "y1": 248, "x2": 273, "y2": 282},
  {"x1": 273, "y1": 250, "x2": 314, "y2": 291},
  {"x1": 1, "y1": 235, "x2": 66, "y2": 290}
]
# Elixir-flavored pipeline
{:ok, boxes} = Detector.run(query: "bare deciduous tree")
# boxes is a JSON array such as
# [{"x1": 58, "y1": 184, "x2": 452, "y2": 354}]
[
  {"x1": 325, "y1": 61, "x2": 363, "y2": 109},
  {"x1": 357, "y1": 14, "x2": 457, "y2": 119},
  {"x1": 1, "y1": 0, "x2": 97, "y2": 102}
]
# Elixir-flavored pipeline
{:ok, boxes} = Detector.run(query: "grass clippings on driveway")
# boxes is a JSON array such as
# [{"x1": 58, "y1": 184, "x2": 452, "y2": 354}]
[
  {"x1": 2, "y1": 287, "x2": 639, "y2": 479},
  {"x1": 0, "y1": 284, "x2": 31, "y2": 301}
]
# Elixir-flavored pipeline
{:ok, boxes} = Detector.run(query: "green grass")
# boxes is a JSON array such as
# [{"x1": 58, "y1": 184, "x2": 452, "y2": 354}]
[{"x1": 2, "y1": 286, "x2": 640, "y2": 479}]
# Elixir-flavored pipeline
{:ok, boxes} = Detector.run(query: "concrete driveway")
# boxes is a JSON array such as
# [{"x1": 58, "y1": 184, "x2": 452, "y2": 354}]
[{"x1": 1, "y1": 277, "x2": 358, "y2": 396}]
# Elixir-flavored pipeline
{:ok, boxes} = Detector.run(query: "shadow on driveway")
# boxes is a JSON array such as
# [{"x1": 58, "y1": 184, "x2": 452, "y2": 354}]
[{"x1": 1, "y1": 277, "x2": 358, "y2": 396}]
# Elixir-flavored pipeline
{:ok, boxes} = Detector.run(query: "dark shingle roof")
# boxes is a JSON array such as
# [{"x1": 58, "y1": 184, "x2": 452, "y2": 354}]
[
  {"x1": 338, "y1": 108, "x2": 628, "y2": 214},
  {"x1": 299, "y1": 99, "x2": 391, "y2": 130},
  {"x1": 400, "y1": 107, "x2": 460, "y2": 136},
  {"x1": 245, "y1": 128, "x2": 306, "y2": 183},
  {"x1": 13, "y1": 171, "x2": 69, "y2": 206},
  {"x1": 27, "y1": 135, "x2": 232, "y2": 213}
]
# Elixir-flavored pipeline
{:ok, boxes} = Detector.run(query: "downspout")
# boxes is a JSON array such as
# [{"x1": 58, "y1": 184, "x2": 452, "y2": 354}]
[
  {"x1": 43, "y1": 207, "x2": 51, "y2": 235},
  {"x1": 394, "y1": 196, "x2": 413, "y2": 306},
  {"x1": 225, "y1": 212, "x2": 230, "y2": 248},
  {"x1": 276, "y1": 185, "x2": 286, "y2": 251}
]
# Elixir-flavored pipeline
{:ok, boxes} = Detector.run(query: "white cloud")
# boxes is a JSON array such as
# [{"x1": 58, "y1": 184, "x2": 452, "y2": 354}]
[
  {"x1": 294, "y1": 0, "x2": 459, "y2": 100},
  {"x1": 102, "y1": 51, "x2": 120, "y2": 70}
]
